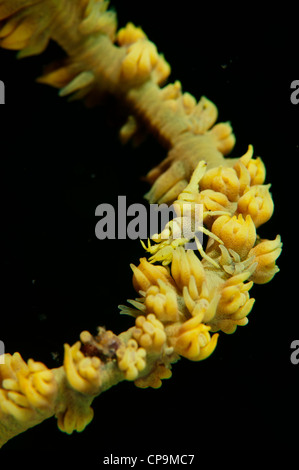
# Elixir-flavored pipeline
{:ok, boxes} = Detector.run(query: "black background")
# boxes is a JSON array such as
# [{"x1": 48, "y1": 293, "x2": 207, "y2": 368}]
[{"x1": 0, "y1": 0, "x2": 298, "y2": 454}]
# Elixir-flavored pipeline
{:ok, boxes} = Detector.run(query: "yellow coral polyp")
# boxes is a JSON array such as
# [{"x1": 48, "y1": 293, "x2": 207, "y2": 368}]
[
  {"x1": 143, "y1": 225, "x2": 194, "y2": 266},
  {"x1": 186, "y1": 96, "x2": 218, "y2": 135},
  {"x1": 64, "y1": 342, "x2": 102, "y2": 395},
  {"x1": 209, "y1": 122, "x2": 236, "y2": 155},
  {"x1": 135, "y1": 363, "x2": 172, "y2": 389},
  {"x1": 218, "y1": 279, "x2": 253, "y2": 316},
  {"x1": 197, "y1": 189, "x2": 236, "y2": 217},
  {"x1": 209, "y1": 271, "x2": 255, "y2": 333},
  {"x1": 211, "y1": 214, "x2": 256, "y2": 259},
  {"x1": 79, "y1": 0, "x2": 117, "y2": 38},
  {"x1": 125, "y1": 41, "x2": 158, "y2": 79},
  {"x1": 56, "y1": 401, "x2": 94, "y2": 435},
  {"x1": 0, "y1": 353, "x2": 57, "y2": 422},
  {"x1": 144, "y1": 281, "x2": 180, "y2": 322},
  {"x1": 0, "y1": 17, "x2": 35, "y2": 50},
  {"x1": 200, "y1": 166, "x2": 240, "y2": 202},
  {"x1": 131, "y1": 257, "x2": 174, "y2": 293},
  {"x1": 17, "y1": 360, "x2": 56, "y2": 409},
  {"x1": 116, "y1": 339, "x2": 146, "y2": 381},
  {"x1": 133, "y1": 314, "x2": 167, "y2": 352},
  {"x1": 117, "y1": 22, "x2": 147, "y2": 46},
  {"x1": 171, "y1": 247, "x2": 205, "y2": 293},
  {"x1": 0, "y1": 0, "x2": 282, "y2": 447}
]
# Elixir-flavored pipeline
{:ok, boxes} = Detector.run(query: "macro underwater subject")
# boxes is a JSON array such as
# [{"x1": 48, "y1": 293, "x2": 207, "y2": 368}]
[{"x1": 0, "y1": 0, "x2": 290, "y2": 451}]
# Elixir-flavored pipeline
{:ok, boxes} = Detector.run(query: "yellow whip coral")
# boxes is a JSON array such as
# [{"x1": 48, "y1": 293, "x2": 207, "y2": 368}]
[{"x1": 0, "y1": 0, "x2": 282, "y2": 448}]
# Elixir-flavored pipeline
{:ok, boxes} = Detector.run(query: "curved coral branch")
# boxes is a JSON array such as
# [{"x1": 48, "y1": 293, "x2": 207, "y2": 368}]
[{"x1": 0, "y1": 0, "x2": 281, "y2": 447}]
